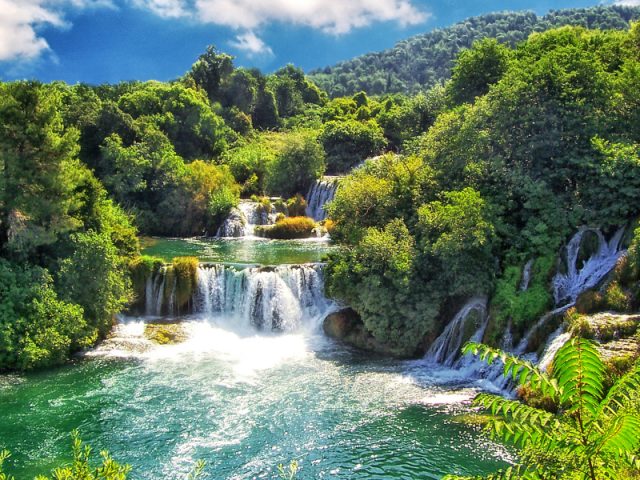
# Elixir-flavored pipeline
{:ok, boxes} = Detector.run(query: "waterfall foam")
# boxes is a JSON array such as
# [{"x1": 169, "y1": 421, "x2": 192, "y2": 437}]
[
  {"x1": 424, "y1": 297, "x2": 488, "y2": 368},
  {"x1": 553, "y1": 227, "x2": 625, "y2": 305},
  {"x1": 306, "y1": 177, "x2": 340, "y2": 221}
]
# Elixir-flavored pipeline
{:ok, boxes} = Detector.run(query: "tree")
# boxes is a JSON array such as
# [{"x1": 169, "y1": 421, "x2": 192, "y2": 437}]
[
  {"x1": 189, "y1": 45, "x2": 234, "y2": 102},
  {"x1": 447, "y1": 339, "x2": 640, "y2": 480},
  {"x1": 446, "y1": 38, "x2": 511, "y2": 105},
  {"x1": 266, "y1": 131, "x2": 325, "y2": 197},
  {"x1": 319, "y1": 119, "x2": 386, "y2": 173},
  {"x1": 0, "y1": 82, "x2": 84, "y2": 258}
]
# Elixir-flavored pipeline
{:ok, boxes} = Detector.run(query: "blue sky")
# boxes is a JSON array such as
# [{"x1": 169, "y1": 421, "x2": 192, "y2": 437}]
[{"x1": 0, "y1": 0, "x2": 627, "y2": 84}]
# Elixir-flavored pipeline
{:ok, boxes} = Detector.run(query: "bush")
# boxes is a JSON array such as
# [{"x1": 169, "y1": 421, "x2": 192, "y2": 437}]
[
  {"x1": 266, "y1": 131, "x2": 325, "y2": 197},
  {"x1": 286, "y1": 194, "x2": 307, "y2": 217},
  {"x1": 0, "y1": 260, "x2": 89, "y2": 371},
  {"x1": 255, "y1": 217, "x2": 316, "y2": 239}
]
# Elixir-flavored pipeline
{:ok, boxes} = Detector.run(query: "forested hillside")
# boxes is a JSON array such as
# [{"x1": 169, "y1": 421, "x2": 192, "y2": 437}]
[{"x1": 309, "y1": 5, "x2": 640, "y2": 97}]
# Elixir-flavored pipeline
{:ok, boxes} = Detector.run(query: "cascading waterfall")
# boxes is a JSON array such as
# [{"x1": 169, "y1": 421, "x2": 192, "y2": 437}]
[
  {"x1": 424, "y1": 297, "x2": 488, "y2": 368},
  {"x1": 142, "y1": 263, "x2": 333, "y2": 332},
  {"x1": 553, "y1": 227, "x2": 625, "y2": 305},
  {"x1": 306, "y1": 177, "x2": 340, "y2": 221},
  {"x1": 217, "y1": 200, "x2": 278, "y2": 238},
  {"x1": 515, "y1": 227, "x2": 626, "y2": 354},
  {"x1": 537, "y1": 326, "x2": 572, "y2": 372}
]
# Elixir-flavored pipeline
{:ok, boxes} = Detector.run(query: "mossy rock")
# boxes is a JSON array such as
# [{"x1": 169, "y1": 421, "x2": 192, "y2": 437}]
[
  {"x1": 450, "y1": 413, "x2": 492, "y2": 428},
  {"x1": 144, "y1": 323, "x2": 189, "y2": 345}
]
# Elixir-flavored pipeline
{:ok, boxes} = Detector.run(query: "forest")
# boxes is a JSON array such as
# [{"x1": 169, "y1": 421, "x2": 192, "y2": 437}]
[
  {"x1": 309, "y1": 5, "x2": 640, "y2": 97},
  {"x1": 1, "y1": 3, "x2": 640, "y2": 479}
]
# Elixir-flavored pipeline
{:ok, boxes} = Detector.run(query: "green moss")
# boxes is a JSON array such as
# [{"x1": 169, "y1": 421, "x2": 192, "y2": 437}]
[
  {"x1": 172, "y1": 257, "x2": 199, "y2": 312},
  {"x1": 144, "y1": 323, "x2": 188, "y2": 345},
  {"x1": 255, "y1": 217, "x2": 317, "y2": 239},
  {"x1": 128, "y1": 256, "x2": 164, "y2": 310}
]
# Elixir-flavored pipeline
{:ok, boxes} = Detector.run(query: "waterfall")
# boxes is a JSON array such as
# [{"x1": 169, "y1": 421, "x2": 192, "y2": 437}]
[
  {"x1": 520, "y1": 260, "x2": 534, "y2": 292},
  {"x1": 553, "y1": 227, "x2": 625, "y2": 305},
  {"x1": 306, "y1": 177, "x2": 340, "y2": 221},
  {"x1": 424, "y1": 297, "x2": 488, "y2": 368},
  {"x1": 512, "y1": 227, "x2": 626, "y2": 354},
  {"x1": 217, "y1": 200, "x2": 277, "y2": 238},
  {"x1": 537, "y1": 326, "x2": 571, "y2": 372},
  {"x1": 143, "y1": 263, "x2": 333, "y2": 332}
]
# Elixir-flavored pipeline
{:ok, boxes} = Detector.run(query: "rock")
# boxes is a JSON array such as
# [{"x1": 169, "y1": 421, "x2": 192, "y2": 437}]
[
  {"x1": 322, "y1": 308, "x2": 412, "y2": 357},
  {"x1": 323, "y1": 308, "x2": 359, "y2": 338}
]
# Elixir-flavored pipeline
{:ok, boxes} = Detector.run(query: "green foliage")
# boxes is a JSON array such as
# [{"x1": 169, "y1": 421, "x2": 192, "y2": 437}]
[
  {"x1": 446, "y1": 38, "x2": 511, "y2": 105},
  {"x1": 0, "y1": 260, "x2": 88, "y2": 371},
  {"x1": 319, "y1": 119, "x2": 386, "y2": 173},
  {"x1": 285, "y1": 194, "x2": 307, "y2": 217},
  {"x1": 416, "y1": 188, "x2": 497, "y2": 297},
  {"x1": 172, "y1": 257, "x2": 199, "y2": 310},
  {"x1": 489, "y1": 258, "x2": 554, "y2": 341},
  {"x1": 266, "y1": 131, "x2": 325, "y2": 197},
  {"x1": 56, "y1": 231, "x2": 131, "y2": 338},
  {"x1": 255, "y1": 217, "x2": 316, "y2": 240},
  {"x1": 456, "y1": 339, "x2": 640, "y2": 480},
  {"x1": 0, "y1": 82, "x2": 84, "y2": 258}
]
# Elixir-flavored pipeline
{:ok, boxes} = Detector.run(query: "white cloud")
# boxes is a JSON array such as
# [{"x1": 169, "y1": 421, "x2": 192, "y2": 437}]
[
  {"x1": 131, "y1": 0, "x2": 187, "y2": 18},
  {"x1": 194, "y1": 0, "x2": 428, "y2": 34},
  {"x1": 229, "y1": 31, "x2": 273, "y2": 56},
  {"x1": 0, "y1": 0, "x2": 114, "y2": 62},
  {"x1": 614, "y1": 0, "x2": 640, "y2": 4}
]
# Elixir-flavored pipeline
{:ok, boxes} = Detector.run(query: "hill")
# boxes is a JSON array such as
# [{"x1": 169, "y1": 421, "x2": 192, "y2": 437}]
[{"x1": 309, "y1": 5, "x2": 640, "y2": 97}]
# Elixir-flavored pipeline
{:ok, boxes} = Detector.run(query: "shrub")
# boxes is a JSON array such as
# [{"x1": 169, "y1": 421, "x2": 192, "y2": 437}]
[
  {"x1": 286, "y1": 194, "x2": 307, "y2": 217},
  {"x1": 255, "y1": 217, "x2": 316, "y2": 239}
]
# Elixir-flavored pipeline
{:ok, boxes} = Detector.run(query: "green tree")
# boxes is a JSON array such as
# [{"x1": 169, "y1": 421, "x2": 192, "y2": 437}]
[
  {"x1": 0, "y1": 82, "x2": 84, "y2": 258},
  {"x1": 446, "y1": 38, "x2": 511, "y2": 105},
  {"x1": 267, "y1": 131, "x2": 325, "y2": 197},
  {"x1": 189, "y1": 45, "x2": 234, "y2": 102},
  {"x1": 56, "y1": 231, "x2": 131, "y2": 338},
  {"x1": 320, "y1": 119, "x2": 386, "y2": 173},
  {"x1": 449, "y1": 339, "x2": 640, "y2": 480}
]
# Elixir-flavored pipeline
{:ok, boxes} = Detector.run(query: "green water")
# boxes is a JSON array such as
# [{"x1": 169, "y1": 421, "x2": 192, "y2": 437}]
[
  {"x1": 141, "y1": 237, "x2": 336, "y2": 265},
  {"x1": 0, "y1": 320, "x2": 511, "y2": 479}
]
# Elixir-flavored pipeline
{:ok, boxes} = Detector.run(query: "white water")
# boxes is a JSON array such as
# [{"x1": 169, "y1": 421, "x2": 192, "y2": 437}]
[
  {"x1": 144, "y1": 263, "x2": 334, "y2": 332},
  {"x1": 217, "y1": 200, "x2": 278, "y2": 238},
  {"x1": 520, "y1": 259, "x2": 534, "y2": 292},
  {"x1": 424, "y1": 297, "x2": 488, "y2": 368},
  {"x1": 538, "y1": 326, "x2": 571, "y2": 372},
  {"x1": 553, "y1": 227, "x2": 625, "y2": 305},
  {"x1": 306, "y1": 177, "x2": 340, "y2": 221}
]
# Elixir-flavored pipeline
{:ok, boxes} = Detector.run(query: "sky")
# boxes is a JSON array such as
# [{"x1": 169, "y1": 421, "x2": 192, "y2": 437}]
[{"x1": 0, "y1": 0, "x2": 635, "y2": 84}]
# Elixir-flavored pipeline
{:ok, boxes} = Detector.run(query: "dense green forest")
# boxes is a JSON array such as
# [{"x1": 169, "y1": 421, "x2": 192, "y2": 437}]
[{"x1": 309, "y1": 5, "x2": 640, "y2": 97}]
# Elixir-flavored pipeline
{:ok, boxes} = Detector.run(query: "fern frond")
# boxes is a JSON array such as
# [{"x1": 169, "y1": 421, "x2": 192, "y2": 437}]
[
  {"x1": 593, "y1": 414, "x2": 640, "y2": 456},
  {"x1": 552, "y1": 338, "x2": 605, "y2": 420},
  {"x1": 597, "y1": 363, "x2": 640, "y2": 418},
  {"x1": 473, "y1": 394, "x2": 556, "y2": 448},
  {"x1": 463, "y1": 342, "x2": 559, "y2": 400}
]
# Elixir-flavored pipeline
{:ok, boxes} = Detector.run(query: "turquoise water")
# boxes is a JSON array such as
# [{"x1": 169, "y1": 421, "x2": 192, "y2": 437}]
[
  {"x1": 141, "y1": 237, "x2": 336, "y2": 265},
  {"x1": 0, "y1": 320, "x2": 512, "y2": 479}
]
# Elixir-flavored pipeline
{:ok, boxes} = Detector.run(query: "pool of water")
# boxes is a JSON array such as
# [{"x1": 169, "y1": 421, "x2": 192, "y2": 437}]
[
  {"x1": 141, "y1": 237, "x2": 336, "y2": 265},
  {"x1": 0, "y1": 319, "x2": 512, "y2": 479}
]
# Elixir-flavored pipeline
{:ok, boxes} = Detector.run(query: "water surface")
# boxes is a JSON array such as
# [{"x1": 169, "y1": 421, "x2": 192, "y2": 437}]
[
  {"x1": 141, "y1": 237, "x2": 336, "y2": 265},
  {"x1": 0, "y1": 319, "x2": 512, "y2": 479}
]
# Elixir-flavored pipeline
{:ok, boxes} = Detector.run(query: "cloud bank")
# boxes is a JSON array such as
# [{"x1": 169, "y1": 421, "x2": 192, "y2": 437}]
[{"x1": 0, "y1": 0, "x2": 428, "y2": 62}]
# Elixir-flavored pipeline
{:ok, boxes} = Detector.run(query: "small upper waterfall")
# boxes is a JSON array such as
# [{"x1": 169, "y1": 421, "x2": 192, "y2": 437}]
[
  {"x1": 306, "y1": 177, "x2": 340, "y2": 221},
  {"x1": 424, "y1": 297, "x2": 488, "y2": 368},
  {"x1": 142, "y1": 263, "x2": 333, "y2": 332},
  {"x1": 553, "y1": 227, "x2": 625, "y2": 305},
  {"x1": 217, "y1": 200, "x2": 278, "y2": 238}
]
